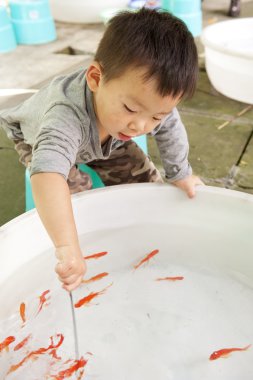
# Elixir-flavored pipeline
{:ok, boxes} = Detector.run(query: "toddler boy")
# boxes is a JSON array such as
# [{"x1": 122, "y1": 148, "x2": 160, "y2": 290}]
[{"x1": 0, "y1": 8, "x2": 203, "y2": 291}]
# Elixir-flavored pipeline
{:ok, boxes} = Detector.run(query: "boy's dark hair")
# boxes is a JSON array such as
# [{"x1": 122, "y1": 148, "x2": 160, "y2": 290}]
[{"x1": 95, "y1": 8, "x2": 198, "y2": 99}]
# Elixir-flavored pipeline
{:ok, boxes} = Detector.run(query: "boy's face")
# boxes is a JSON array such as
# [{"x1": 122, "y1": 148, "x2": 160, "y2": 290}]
[{"x1": 86, "y1": 63, "x2": 181, "y2": 142}]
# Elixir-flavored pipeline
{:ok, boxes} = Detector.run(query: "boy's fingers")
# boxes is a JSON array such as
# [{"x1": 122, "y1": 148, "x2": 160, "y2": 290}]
[
  {"x1": 187, "y1": 186, "x2": 195, "y2": 198},
  {"x1": 56, "y1": 266, "x2": 85, "y2": 282},
  {"x1": 187, "y1": 178, "x2": 205, "y2": 198},
  {"x1": 55, "y1": 259, "x2": 84, "y2": 275},
  {"x1": 61, "y1": 272, "x2": 82, "y2": 285},
  {"x1": 55, "y1": 248, "x2": 86, "y2": 290},
  {"x1": 63, "y1": 276, "x2": 83, "y2": 292},
  {"x1": 56, "y1": 264, "x2": 77, "y2": 278},
  {"x1": 55, "y1": 261, "x2": 73, "y2": 275}
]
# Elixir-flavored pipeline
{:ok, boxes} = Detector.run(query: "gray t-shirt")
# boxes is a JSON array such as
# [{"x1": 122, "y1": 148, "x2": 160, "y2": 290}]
[{"x1": 0, "y1": 68, "x2": 192, "y2": 182}]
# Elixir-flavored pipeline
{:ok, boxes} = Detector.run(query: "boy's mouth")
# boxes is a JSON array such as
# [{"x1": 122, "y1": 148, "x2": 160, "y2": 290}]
[{"x1": 118, "y1": 132, "x2": 132, "y2": 141}]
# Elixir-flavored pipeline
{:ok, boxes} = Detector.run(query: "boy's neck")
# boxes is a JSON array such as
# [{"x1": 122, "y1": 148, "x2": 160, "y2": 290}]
[
  {"x1": 91, "y1": 92, "x2": 110, "y2": 145},
  {"x1": 97, "y1": 123, "x2": 110, "y2": 145}
]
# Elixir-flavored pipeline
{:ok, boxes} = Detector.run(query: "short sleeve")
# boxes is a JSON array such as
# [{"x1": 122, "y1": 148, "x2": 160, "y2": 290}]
[
  {"x1": 30, "y1": 104, "x2": 83, "y2": 179},
  {"x1": 153, "y1": 108, "x2": 192, "y2": 182}
]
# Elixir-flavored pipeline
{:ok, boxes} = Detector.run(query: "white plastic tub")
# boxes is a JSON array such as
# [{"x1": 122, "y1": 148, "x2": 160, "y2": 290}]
[
  {"x1": 201, "y1": 18, "x2": 253, "y2": 104},
  {"x1": 49, "y1": 0, "x2": 128, "y2": 23},
  {"x1": 1, "y1": 184, "x2": 253, "y2": 378}
]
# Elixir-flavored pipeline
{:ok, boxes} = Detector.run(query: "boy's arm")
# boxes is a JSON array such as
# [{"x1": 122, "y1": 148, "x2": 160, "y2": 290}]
[
  {"x1": 152, "y1": 107, "x2": 203, "y2": 197},
  {"x1": 152, "y1": 107, "x2": 191, "y2": 181},
  {"x1": 31, "y1": 172, "x2": 86, "y2": 291}
]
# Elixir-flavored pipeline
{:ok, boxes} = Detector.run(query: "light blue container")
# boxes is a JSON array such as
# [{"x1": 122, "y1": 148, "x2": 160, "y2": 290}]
[
  {"x1": 9, "y1": 0, "x2": 56, "y2": 45},
  {"x1": 162, "y1": 0, "x2": 202, "y2": 37},
  {"x1": 0, "y1": 6, "x2": 17, "y2": 53},
  {"x1": 162, "y1": 0, "x2": 200, "y2": 13}
]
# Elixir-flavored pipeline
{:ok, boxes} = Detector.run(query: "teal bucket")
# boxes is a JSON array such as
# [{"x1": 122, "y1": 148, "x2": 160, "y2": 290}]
[
  {"x1": 25, "y1": 165, "x2": 105, "y2": 211},
  {"x1": 161, "y1": 0, "x2": 202, "y2": 37},
  {"x1": 0, "y1": 6, "x2": 17, "y2": 53},
  {"x1": 9, "y1": 0, "x2": 56, "y2": 45},
  {"x1": 25, "y1": 135, "x2": 148, "y2": 211}
]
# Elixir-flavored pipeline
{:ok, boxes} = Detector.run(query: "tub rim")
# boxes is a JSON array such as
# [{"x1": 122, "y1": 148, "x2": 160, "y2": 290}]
[
  {"x1": 201, "y1": 17, "x2": 253, "y2": 60},
  {"x1": 1, "y1": 183, "x2": 253, "y2": 232}
]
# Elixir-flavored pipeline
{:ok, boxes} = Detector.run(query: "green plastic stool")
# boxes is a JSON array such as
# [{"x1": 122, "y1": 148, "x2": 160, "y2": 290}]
[
  {"x1": 25, "y1": 135, "x2": 148, "y2": 211},
  {"x1": 25, "y1": 164, "x2": 105, "y2": 211}
]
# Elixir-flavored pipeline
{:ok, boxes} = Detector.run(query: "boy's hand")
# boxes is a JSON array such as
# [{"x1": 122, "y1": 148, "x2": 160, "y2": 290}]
[
  {"x1": 55, "y1": 246, "x2": 86, "y2": 292},
  {"x1": 172, "y1": 175, "x2": 204, "y2": 198}
]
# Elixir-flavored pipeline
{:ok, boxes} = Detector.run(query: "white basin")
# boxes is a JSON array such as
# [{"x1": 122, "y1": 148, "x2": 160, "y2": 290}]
[
  {"x1": 1, "y1": 184, "x2": 253, "y2": 379},
  {"x1": 49, "y1": 0, "x2": 128, "y2": 23},
  {"x1": 201, "y1": 18, "x2": 253, "y2": 104}
]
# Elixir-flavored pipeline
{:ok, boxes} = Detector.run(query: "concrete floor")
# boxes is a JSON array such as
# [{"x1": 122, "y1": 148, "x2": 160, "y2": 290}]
[{"x1": 1, "y1": 0, "x2": 253, "y2": 226}]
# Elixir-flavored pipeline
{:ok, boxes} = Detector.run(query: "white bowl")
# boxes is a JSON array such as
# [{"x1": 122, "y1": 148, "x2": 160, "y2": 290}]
[
  {"x1": 1, "y1": 184, "x2": 253, "y2": 378},
  {"x1": 49, "y1": 0, "x2": 128, "y2": 23},
  {"x1": 201, "y1": 18, "x2": 253, "y2": 104},
  {"x1": 100, "y1": 7, "x2": 127, "y2": 24}
]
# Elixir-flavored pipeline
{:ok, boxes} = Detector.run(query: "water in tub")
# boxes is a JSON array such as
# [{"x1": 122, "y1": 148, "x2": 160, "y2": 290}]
[{"x1": 1, "y1": 224, "x2": 253, "y2": 379}]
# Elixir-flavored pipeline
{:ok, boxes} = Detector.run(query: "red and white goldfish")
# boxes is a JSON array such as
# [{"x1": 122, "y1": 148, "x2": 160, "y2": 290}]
[
  {"x1": 156, "y1": 276, "x2": 184, "y2": 281},
  {"x1": 134, "y1": 249, "x2": 159, "y2": 270},
  {"x1": 82, "y1": 272, "x2": 109, "y2": 284},
  {"x1": 19, "y1": 302, "x2": 26, "y2": 324},
  {"x1": 14, "y1": 334, "x2": 32, "y2": 351},
  {"x1": 52, "y1": 356, "x2": 88, "y2": 379},
  {"x1": 75, "y1": 283, "x2": 112, "y2": 308},
  {"x1": 84, "y1": 251, "x2": 108, "y2": 260},
  {"x1": 37, "y1": 289, "x2": 50, "y2": 315},
  {"x1": 209, "y1": 344, "x2": 251, "y2": 360},
  {"x1": 0, "y1": 336, "x2": 15, "y2": 353},
  {"x1": 8, "y1": 333, "x2": 64, "y2": 373}
]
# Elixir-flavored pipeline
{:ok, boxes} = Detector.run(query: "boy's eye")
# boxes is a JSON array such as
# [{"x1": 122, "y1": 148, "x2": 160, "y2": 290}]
[
  {"x1": 124, "y1": 104, "x2": 136, "y2": 113},
  {"x1": 153, "y1": 117, "x2": 162, "y2": 121}
]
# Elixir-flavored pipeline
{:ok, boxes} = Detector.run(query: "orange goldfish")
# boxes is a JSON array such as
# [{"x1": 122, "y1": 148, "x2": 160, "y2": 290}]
[
  {"x1": 50, "y1": 349, "x2": 62, "y2": 360},
  {"x1": 134, "y1": 249, "x2": 159, "y2": 270},
  {"x1": 82, "y1": 272, "x2": 109, "y2": 284},
  {"x1": 209, "y1": 344, "x2": 251, "y2": 360},
  {"x1": 14, "y1": 334, "x2": 32, "y2": 351},
  {"x1": 77, "y1": 369, "x2": 85, "y2": 380},
  {"x1": 75, "y1": 283, "x2": 112, "y2": 308},
  {"x1": 84, "y1": 251, "x2": 108, "y2": 260},
  {"x1": 37, "y1": 289, "x2": 50, "y2": 315},
  {"x1": 0, "y1": 336, "x2": 15, "y2": 352},
  {"x1": 19, "y1": 302, "x2": 26, "y2": 324},
  {"x1": 156, "y1": 276, "x2": 184, "y2": 281},
  {"x1": 8, "y1": 333, "x2": 64, "y2": 373},
  {"x1": 53, "y1": 357, "x2": 88, "y2": 379}
]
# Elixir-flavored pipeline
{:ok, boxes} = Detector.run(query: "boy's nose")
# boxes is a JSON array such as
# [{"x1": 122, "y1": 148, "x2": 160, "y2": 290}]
[{"x1": 128, "y1": 120, "x2": 146, "y2": 134}]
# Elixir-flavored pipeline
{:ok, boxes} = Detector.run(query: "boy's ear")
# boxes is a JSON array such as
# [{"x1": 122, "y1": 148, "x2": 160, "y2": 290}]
[{"x1": 86, "y1": 62, "x2": 103, "y2": 92}]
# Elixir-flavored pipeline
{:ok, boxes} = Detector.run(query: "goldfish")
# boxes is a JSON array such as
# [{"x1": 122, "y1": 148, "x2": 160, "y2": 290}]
[
  {"x1": 209, "y1": 344, "x2": 251, "y2": 360},
  {"x1": 50, "y1": 349, "x2": 62, "y2": 360},
  {"x1": 52, "y1": 357, "x2": 88, "y2": 379},
  {"x1": 19, "y1": 302, "x2": 26, "y2": 324},
  {"x1": 84, "y1": 251, "x2": 108, "y2": 260},
  {"x1": 8, "y1": 333, "x2": 64, "y2": 373},
  {"x1": 0, "y1": 336, "x2": 15, "y2": 353},
  {"x1": 37, "y1": 289, "x2": 50, "y2": 315},
  {"x1": 156, "y1": 276, "x2": 184, "y2": 281},
  {"x1": 75, "y1": 283, "x2": 112, "y2": 308},
  {"x1": 82, "y1": 272, "x2": 109, "y2": 284},
  {"x1": 134, "y1": 249, "x2": 159, "y2": 270},
  {"x1": 14, "y1": 334, "x2": 32, "y2": 351},
  {"x1": 77, "y1": 369, "x2": 85, "y2": 380}
]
